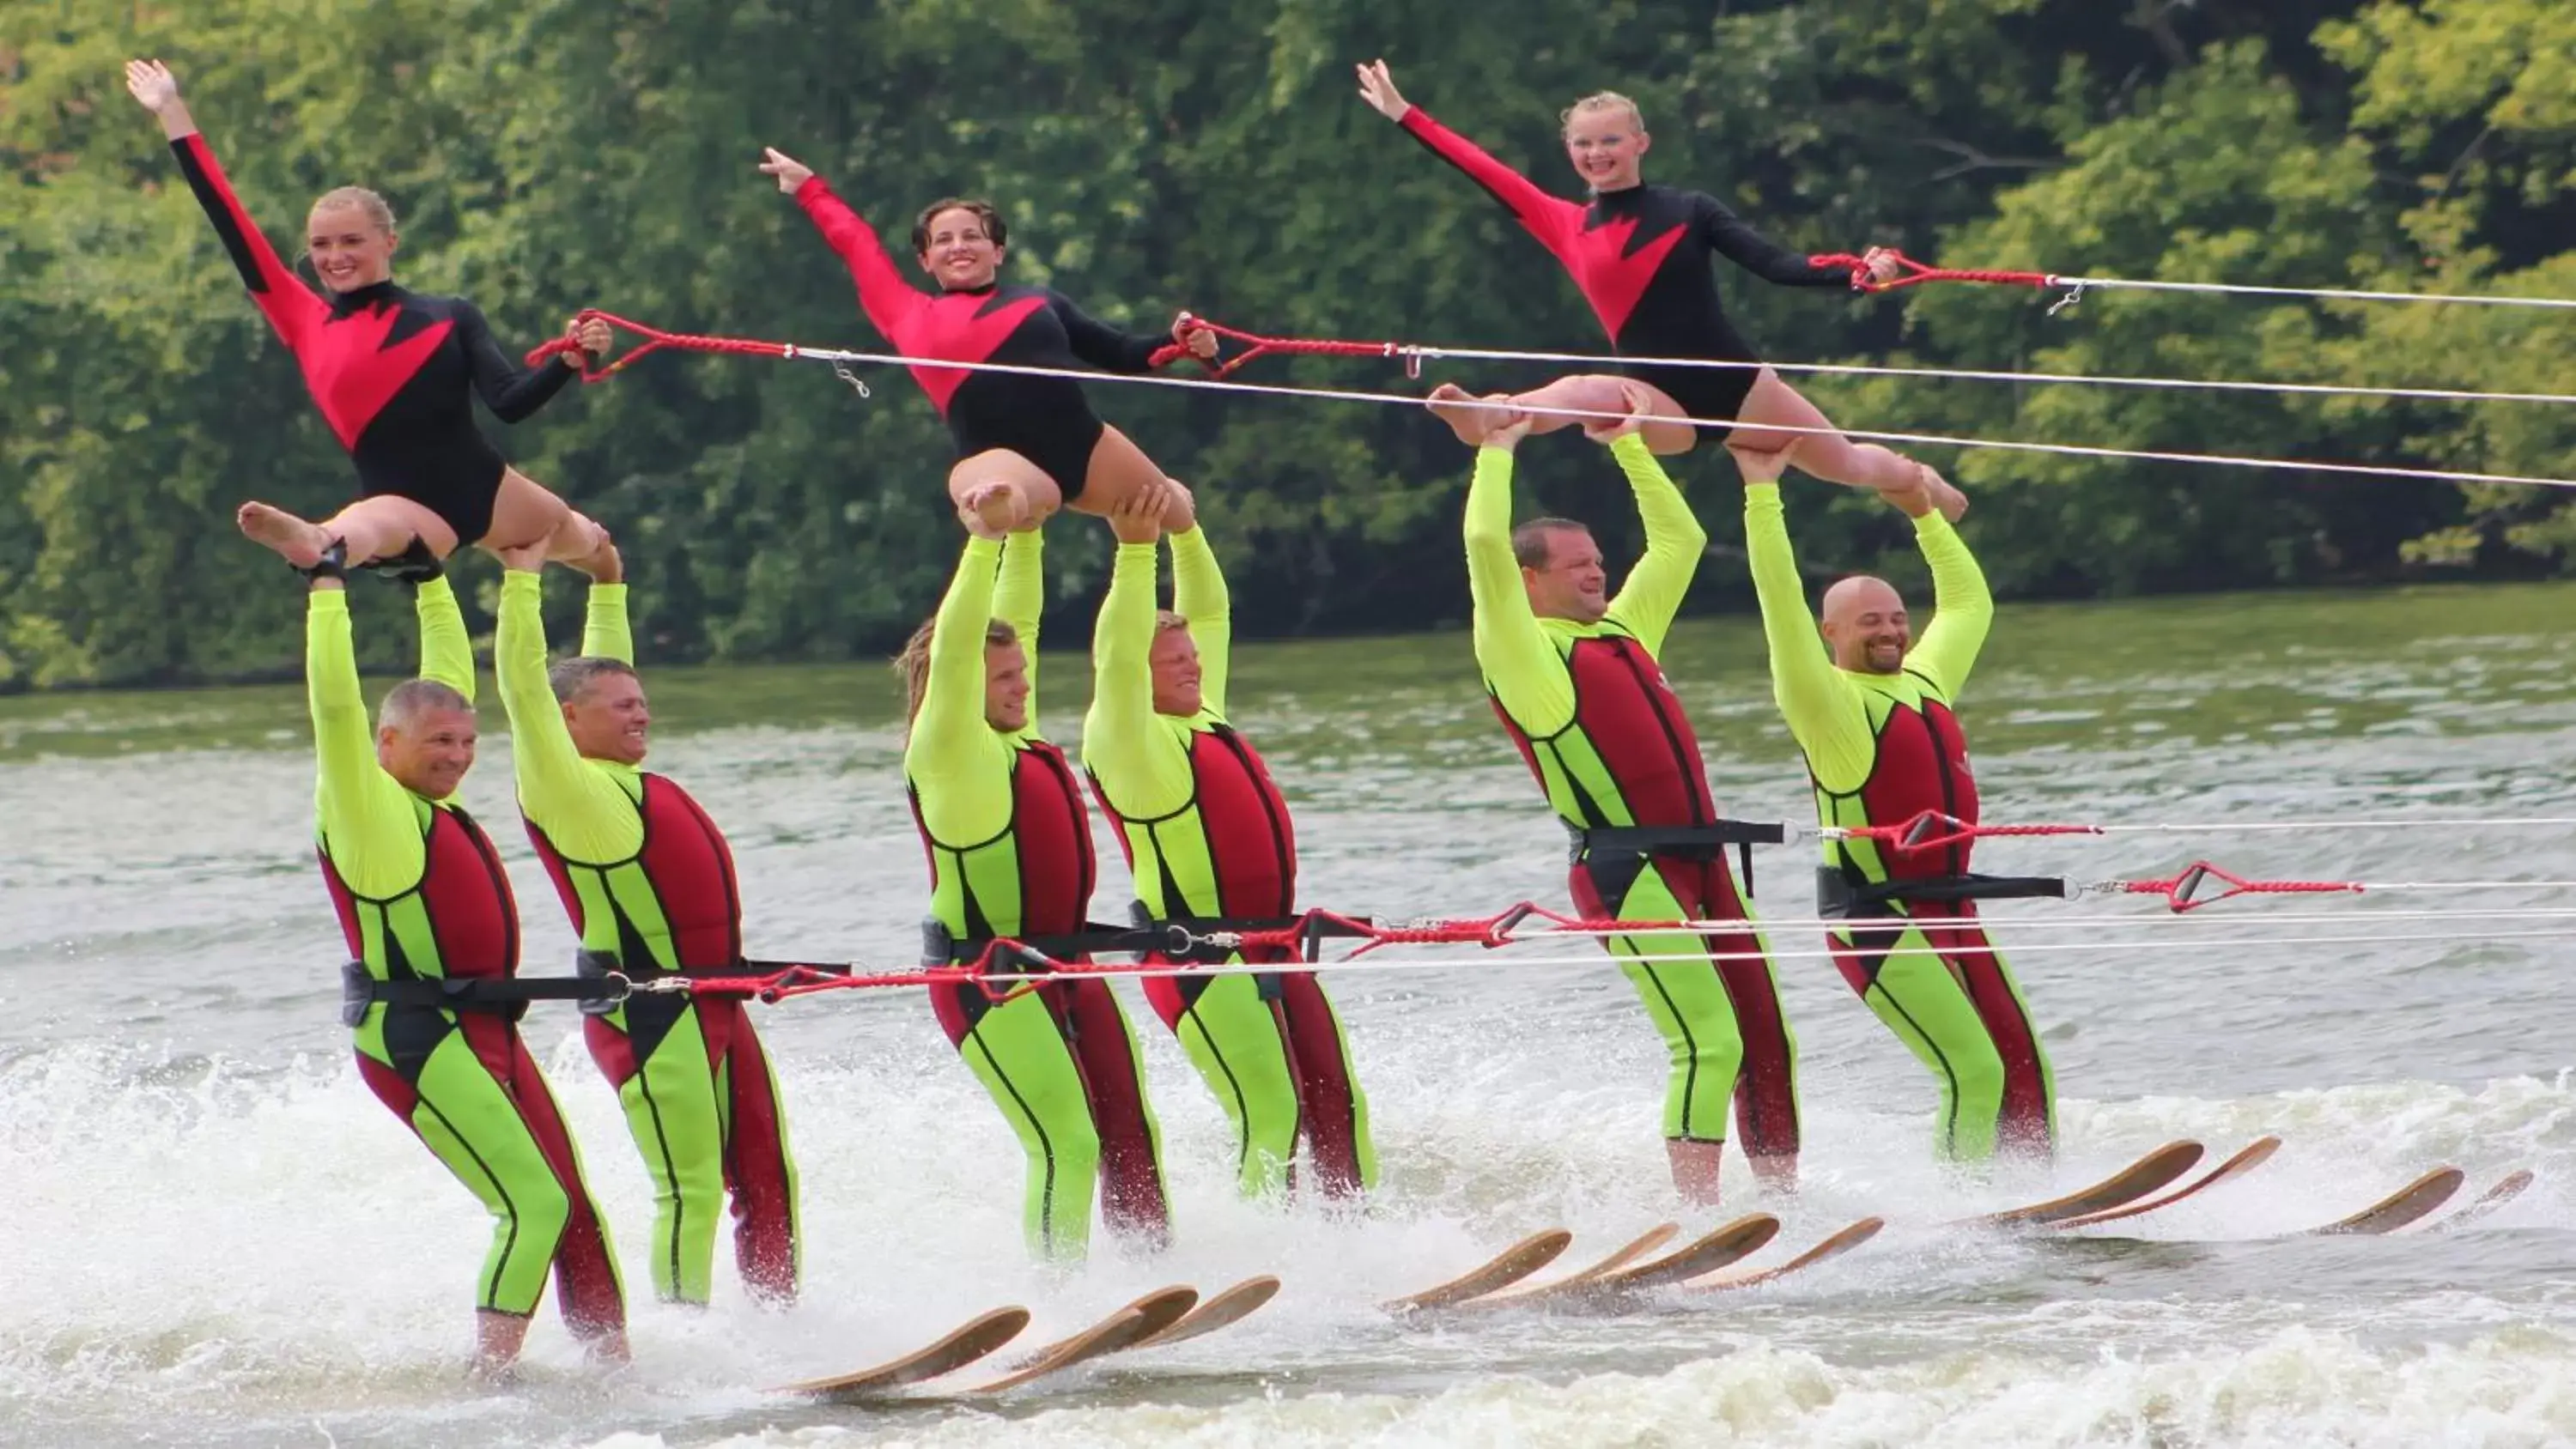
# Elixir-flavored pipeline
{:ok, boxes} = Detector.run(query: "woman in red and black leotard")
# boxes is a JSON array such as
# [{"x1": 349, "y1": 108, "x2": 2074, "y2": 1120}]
[
  {"x1": 126, "y1": 60, "x2": 611, "y2": 574},
  {"x1": 757, "y1": 147, "x2": 1210, "y2": 536},
  {"x1": 1357, "y1": 61, "x2": 1960, "y2": 512}
]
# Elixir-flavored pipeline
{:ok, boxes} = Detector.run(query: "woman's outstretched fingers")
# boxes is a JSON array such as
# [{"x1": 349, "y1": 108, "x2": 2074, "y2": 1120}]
[
  {"x1": 757, "y1": 148, "x2": 813, "y2": 193},
  {"x1": 125, "y1": 59, "x2": 178, "y2": 111},
  {"x1": 1355, "y1": 59, "x2": 1410, "y2": 120}
]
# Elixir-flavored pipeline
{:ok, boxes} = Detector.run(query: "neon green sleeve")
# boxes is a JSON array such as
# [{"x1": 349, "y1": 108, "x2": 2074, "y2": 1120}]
[
  {"x1": 580, "y1": 582, "x2": 635, "y2": 665},
  {"x1": 413, "y1": 574, "x2": 475, "y2": 704},
  {"x1": 1465, "y1": 446, "x2": 1572, "y2": 734},
  {"x1": 995, "y1": 530, "x2": 1043, "y2": 714},
  {"x1": 1170, "y1": 524, "x2": 1232, "y2": 719},
  {"x1": 308, "y1": 589, "x2": 423, "y2": 899},
  {"x1": 906, "y1": 537, "x2": 1018, "y2": 844},
  {"x1": 498, "y1": 571, "x2": 641, "y2": 862},
  {"x1": 1744, "y1": 482, "x2": 1874, "y2": 792},
  {"x1": 1599, "y1": 433, "x2": 1705, "y2": 656},
  {"x1": 1906, "y1": 511, "x2": 1993, "y2": 700},
  {"x1": 1081, "y1": 542, "x2": 1194, "y2": 818}
]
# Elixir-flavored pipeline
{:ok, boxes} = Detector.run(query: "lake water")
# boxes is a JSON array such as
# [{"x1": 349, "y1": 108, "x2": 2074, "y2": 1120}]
[{"x1": 5, "y1": 582, "x2": 2574, "y2": 1448}]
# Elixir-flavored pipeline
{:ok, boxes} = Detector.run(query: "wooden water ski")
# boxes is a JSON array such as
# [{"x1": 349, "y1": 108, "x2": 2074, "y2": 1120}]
[
  {"x1": 1957, "y1": 1140, "x2": 2204, "y2": 1229},
  {"x1": 1452, "y1": 1222, "x2": 1680, "y2": 1310},
  {"x1": 767, "y1": 1306, "x2": 1032, "y2": 1398},
  {"x1": 1594, "y1": 1214, "x2": 1782, "y2": 1294},
  {"x1": 2422, "y1": 1169, "x2": 2536, "y2": 1234},
  {"x1": 1136, "y1": 1275, "x2": 1280, "y2": 1349},
  {"x1": 952, "y1": 1306, "x2": 1159, "y2": 1395},
  {"x1": 1687, "y1": 1216, "x2": 1886, "y2": 1294},
  {"x1": 940, "y1": 1286, "x2": 1198, "y2": 1396},
  {"x1": 1380, "y1": 1228, "x2": 1573, "y2": 1314},
  {"x1": 2052, "y1": 1136, "x2": 2282, "y2": 1230},
  {"x1": 2306, "y1": 1166, "x2": 2464, "y2": 1237}
]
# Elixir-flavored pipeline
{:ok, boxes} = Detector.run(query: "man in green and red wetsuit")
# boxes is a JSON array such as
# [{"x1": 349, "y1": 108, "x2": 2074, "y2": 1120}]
[
  {"x1": 1439, "y1": 382, "x2": 1798, "y2": 1204},
  {"x1": 1736, "y1": 445, "x2": 2057, "y2": 1161},
  {"x1": 493, "y1": 542, "x2": 800, "y2": 1305},
  {"x1": 1083, "y1": 484, "x2": 1376, "y2": 1202},
  {"x1": 899, "y1": 518, "x2": 1172, "y2": 1258},
  {"x1": 303, "y1": 550, "x2": 625, "y2": 1373}
]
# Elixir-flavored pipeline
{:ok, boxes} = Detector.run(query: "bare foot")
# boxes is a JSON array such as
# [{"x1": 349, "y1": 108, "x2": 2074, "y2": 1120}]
[
  {"x1": 1426, "y1": 382, "x2": 1504, "y2": 446},
  {"x1": 1918, "y1": 465, "x2": 1968, "y2": 523},
  {"x1": 957, "y1": 482, "x2": 1027, "y2": 537},
  {"x1": 1748, "y1": 1155, "x2": 1800, "y2": 1195},
  {"x1": 1158, "y1": 478, "x2": 1197, "y2": 534},
  {"x1": 236, "y1": 501, "x2": 333, "y2": 570},
  {"x1": 574, "y1": 538, "x2": 624, "y2": 584}
]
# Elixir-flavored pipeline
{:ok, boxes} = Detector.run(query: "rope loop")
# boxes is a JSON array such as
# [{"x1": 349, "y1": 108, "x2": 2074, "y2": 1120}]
[
  {"x1": 1807, "y1": 250, "x2": 2053, "y2": 295},
  {"x1": 2114, "y1": 860, "x2": 2366, "y2": 913}
]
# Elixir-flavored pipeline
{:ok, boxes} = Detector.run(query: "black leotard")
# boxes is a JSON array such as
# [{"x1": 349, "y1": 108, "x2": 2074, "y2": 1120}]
[
  {"x1": 1401, "y1": 108, "x2": 1850, "y2": 425},
  {"x1": 793, "y1": 178, "x2": 1167, "y2": 500},
  {"x1": 173, "y1": 134, "x2": 577, "y2": 545}
]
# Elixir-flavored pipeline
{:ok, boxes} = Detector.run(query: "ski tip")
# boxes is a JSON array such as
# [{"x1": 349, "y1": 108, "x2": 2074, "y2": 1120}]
[
  {"x1": 1138, "y1": 1275, "x2": 1284, "y2": 1349},
  {"x1": 763, "y1": 1304, "x2": 1035, "y2": 1397},
  {"x1": 1378, "y1": 1227, "x2": 1575, "y2": 1314},
  {"x1": 2312, "y1": 1164, "x2": 2467, "y2": 1237},
  {"x1": 1125, "y1": 1284, "x2": 1203, "y2": 1339},
  {"x1": 1970, "y1": 1138, "x2": 2206, "y2": 1228},
  {"x1": 1683, "y1": 1215, "x2": 1886, "y2": 1294},
  {"x1": 963, "y1": 1308, "x2": 1156, "y2": 1395},
  {"x1": 2474, "y1": 1167, "x2": 2536, "y2": 1198}
]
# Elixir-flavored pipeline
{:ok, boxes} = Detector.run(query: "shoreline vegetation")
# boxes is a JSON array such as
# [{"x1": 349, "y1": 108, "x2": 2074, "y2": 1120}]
[{"x1": 4, "y1": 1, "x2": 2569, "y2": 692}]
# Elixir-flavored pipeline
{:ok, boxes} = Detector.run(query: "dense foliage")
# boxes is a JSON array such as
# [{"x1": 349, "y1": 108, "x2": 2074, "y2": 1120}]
[{"x1": 3, "y1": 0, "x2": 2568, "y2": 688}]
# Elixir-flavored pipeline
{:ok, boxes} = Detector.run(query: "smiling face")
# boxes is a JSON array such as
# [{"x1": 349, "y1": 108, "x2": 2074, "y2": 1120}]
[
  {"x1": 1149, "y1": 620, "x2": 1203, "y2": 718},
  {"x1": 984, "y1": 641, "x2": 1030, "y2": 732},
  {"x1": 1516, "y1": 523, "x2": 1610, "y2": 625},
  {"x1": 305, "y1": 190, "x2": 398, "y2": 293},
  {"x1": 1820, "y1": 575, "x2": 1912, "y2": 674},
  {"x1": 379, "y1": 708, "x2": 476, "y2": 800},
  {"x1": 911, "y1": 200, "x2": 1007, "y2": 292},
  {"x1": 562, "y1": 666, "x2": 651, "y2": 767},
  {"x1": 1561, "y1": 94, "x2": 1650, "y2": 192}
]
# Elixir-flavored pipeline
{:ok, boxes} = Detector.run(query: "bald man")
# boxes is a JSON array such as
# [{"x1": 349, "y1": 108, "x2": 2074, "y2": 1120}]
[{"x1": 1738, "y1": 446, "x2": 2057, "y2": 1161}]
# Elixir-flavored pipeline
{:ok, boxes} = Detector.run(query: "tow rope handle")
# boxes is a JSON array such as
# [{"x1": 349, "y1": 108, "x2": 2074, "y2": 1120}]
[
  {"x1": 1145, "y1": 313, "x2": 1426, "y2": 381},
  {"x1": 1807, "y1": 250, "x2": 2054, "y2": 297}
]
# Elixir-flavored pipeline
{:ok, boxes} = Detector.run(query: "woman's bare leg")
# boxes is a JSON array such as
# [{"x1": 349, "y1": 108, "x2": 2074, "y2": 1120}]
[
  {"x1": 1425, "y1": 374, "x2": 1698, "y2": 453},
  {"x1": 1076, "y1": 425, "x2": 1193, "y2": 531},
  {"x1": 480, "y1": 468, "x2": 612, "y2": 567},
  {"x1": 237, "y1": 495, "x2": 457, "y2": 570},
  {"x1": 1514, "y1": 374, "x2": 1700, "y2": 453},
  {"x1": 1735, "y1": 368, "x2": 1964, "y2": 507},
  {"x1": 947, "y1": 451, "x2": 1062, "y2": 534}
]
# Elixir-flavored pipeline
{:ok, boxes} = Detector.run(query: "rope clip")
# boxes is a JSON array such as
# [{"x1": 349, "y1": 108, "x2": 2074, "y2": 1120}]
[
  {"x1": 830, "y1": 362, "x2": 872, "y2": 398},
  {"x1": 2047, "y1": 280, "x2": 2087, "y2": 317}
]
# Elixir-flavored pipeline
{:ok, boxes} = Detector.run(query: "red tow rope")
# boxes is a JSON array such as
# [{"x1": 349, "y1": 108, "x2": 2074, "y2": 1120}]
[
  {"x1": 525, "y1": 309, "x2": 803, "y2": 382},
  {"x1": 1145, "y1": 313, "x2": 1425, "y2": 380},
  {"x1": 1807, "y1": 249, "x2": 2052, "y2": 295}
]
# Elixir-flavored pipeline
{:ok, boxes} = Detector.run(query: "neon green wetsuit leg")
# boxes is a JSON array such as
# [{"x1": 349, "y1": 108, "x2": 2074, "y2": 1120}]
[
  {"x1": 1833, "y1": 918, "x2": 2057, "y2": 1160},
  {"x1": 1589, "y1": 864, "x2": 1798, "y2": 1150},
  {"x1": 1156, "y1": 970, "x2": 1306, "y2": 1197},
  {"x1": 375, "y1": 1022, "x2": 578, "y2": 1316},
  {"x1": 947, "y1": 986, "x2": 1115, "y2": 1258}
]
